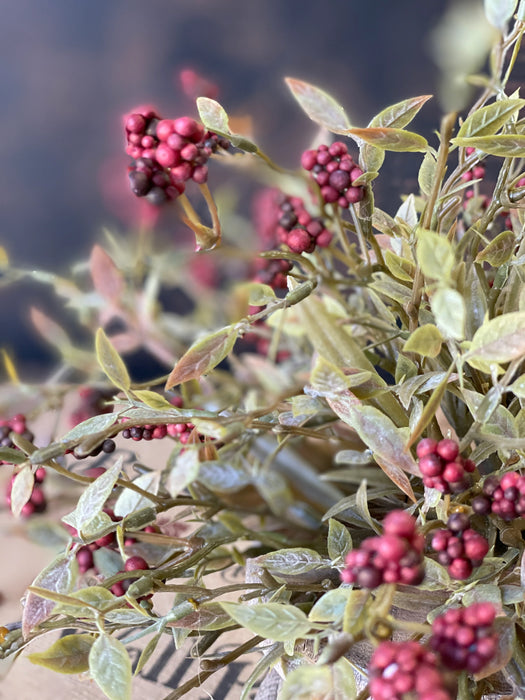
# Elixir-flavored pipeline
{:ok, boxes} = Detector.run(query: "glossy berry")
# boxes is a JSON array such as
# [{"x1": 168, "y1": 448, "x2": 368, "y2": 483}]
[
  {"x1": 369, "y1": 640, "x2": 452, "y2": 700},
  {"x1": 429, "y1": 513, "x2": 489, "y2": 580},
  {"x1": 302, "y1": 142, "x2": 365, "y2": 207},
  {"x1": 431, "y1": 603, "x2": 497, "y2": 674},
  {"x1": 341, "y1": 510, "x2": 424, "y2": 589},
  {"x1": 416, "y1": 438, "x2": 474, "y2": 494}
]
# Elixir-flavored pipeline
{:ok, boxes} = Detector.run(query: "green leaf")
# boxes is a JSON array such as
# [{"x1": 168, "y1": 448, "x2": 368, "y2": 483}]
[
  {"x1": 418, "y1": 151, "x2": 438, "y2": 196},
  {"x1": 451, "y1": 134, "x2": 525, "y2": 157},
  {"x1": 52, "y1": 586, "x2": 117, "y2": 617},
  {"x1": 403, "y1": 324, "x2": 443, "y2": 358},
  {"x1": 384, "y1": 250, "x2": 416, "y2": 282},
  {"x1": 284, "y1": 77, "x2": 351, "y2": 134},
  {"x1": 475, "y1": 230, "x2": 516, "y2": 266},
  {"x1": 327, "y1": 394, "x2": 417, "y2": 501},
  {"x1": 60, "y1": 413, "x2": 117, "y2": 444},
  {"x1": 259, "y1": 548, "x2": 327, "y2": 576},
  {"x1": 243, "y1": 281, "x2": 277, "y2": 306},
  {"x1": 28, "y1": 634, "x2": 94, "y2": 674},
  {"x1": 89, "y1": 634, "x2": 132, "y2": 700},
  {"x1": 431, "y1": 287, "x2": 466, "y2": 340},
  {"x1": 197, "y1": 460, "x2": 252, "y2": 494},
  {"x1": 346, "y1": 127, "x2": 428, "y2": 152},
  {"x1": 132, "y1": 390, "x2": 174, "y2": 410},
  {"x1": 165, "y1": 325, "x2": 238, "y2": 389},
  {"x1": 416, "y1": 229, "x2": 455, "y2": 281},
  {"x1": 369, "y1": 94, "x2": 433, "y2": 129},
  {"x1": 95, "y1": 328, "x2": 130, "y2": 392},
  {"x1": 407, "y1": 366, "x2": 454, "y2": 448},
  {"x1": 196, "y1": 96, "x2": 230, "y2": 135},
  {"x1": 327, "y1": 518, "x2": 352, "y2": 561},
  {"x1": 465, "y1": 311, "x2": 525, "y2": 372},
  {"x1": 484, "y1": 0, "x2": 518, "y2": 29},
  {"x1": 62, "y1": 457, "x2": 123, "y2": 536},
  {"x1": 10, "y1": 465, "x2": 34, "y2": 517},
  {"x1": 309, "y1": 587, "x2": 353, "y2": 624},
  {"x1": 457, "y1": 98, "x2": 525, "y2": 138},
  {"x1": 220, "y1": 602, "x2": 311, "y2": 642},
  {"x1": 113, "y1": 471, "x2": 159, "y2": 518},
  {"x1": 310, "y1": 356, "x2": 371, "y2": 398},
  {"x1": 280, "y1": 659, "x2": 357, "y2": 700}
]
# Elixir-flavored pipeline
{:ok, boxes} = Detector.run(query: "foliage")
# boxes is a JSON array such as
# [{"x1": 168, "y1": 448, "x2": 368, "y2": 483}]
[{"x1": 2, "y1": 4, "x2": 525, "y2": 699}]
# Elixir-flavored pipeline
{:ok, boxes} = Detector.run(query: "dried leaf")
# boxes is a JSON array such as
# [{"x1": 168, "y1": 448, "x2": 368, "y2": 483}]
[
  {"x1": 28, "y1": 634, "x2": 94, "y2": 674},
  {"x1": 285, "y1": 77, "x2": 351, "y2": 134},
  {"x1": 95, "y1": 328, "x2": 130, "y2": 392},
  {"x1": 165, "y1": 326, "x2": 238, "y2": 389},
  {"x1": 220, "y1": 602, "x2": 310, "y2": 642},
  {"x1": 89, "y1": 633, "x2": 132, "y2": 700},
  {"x1": 346, "y1": 127, "x2": 428, "y2": 152},
  {"x1": 30, "y1": 307, "x2": 72, "y2": 352},
  {"x1": 90, "y1": 245, "x2": 124, "y2": 304}
]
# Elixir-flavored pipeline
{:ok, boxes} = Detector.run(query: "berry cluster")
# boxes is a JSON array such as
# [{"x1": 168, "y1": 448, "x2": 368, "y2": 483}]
[
  {"x1": 416, "y1": 438, "x2": 475, "y2": 494},
  {"x1": 125, "y1": 111, "x2": 229, "y2": 205},
  {"x1": 431, "y1": 603, "x2": 497, "y2": 674},
  {"x1": 462, "y1": 147, "x2": 486, "y2": 183},
  {"x1": 6, "y1": 467, "x2": 47, "y2": 518},
  {"x1": 472, "y1": 471, "x2": 525, "y2": 521},
  {"x1": 110, "y1": 555, "x2": 151, "y2": 598},
  {"x1": 369, "y1": 640, "x2": 452, "y2": 700},
  {"x1": 253, "y1": 189, "x2": 333, "y2": 256},
  {"x1": 341, "y1": 510, "x2": 425, "y2": 589},
  {"x1": 253, "y1": 257, "x2": 292, "y2": 290},
  {"x1": 0, "y1": 414, "x2": 34, "y2": 458},
  {"x1": 121, "y1": 421, "x2": 198, "y2": 445},
  {"x1": 429, "y1": 512, "x2": 489, "y2": 580},
  {"x1": 301, "y1": 142, "x2": 365, "y2": 207}
]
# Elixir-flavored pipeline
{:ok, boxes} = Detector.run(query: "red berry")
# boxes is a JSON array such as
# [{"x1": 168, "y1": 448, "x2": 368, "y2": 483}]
[
  {"x1": 124, "y1": 556, "x2": 149, "y2": 572},
  {"x1": 436, "y1": 439, "x2": 459, "y2": 462}
]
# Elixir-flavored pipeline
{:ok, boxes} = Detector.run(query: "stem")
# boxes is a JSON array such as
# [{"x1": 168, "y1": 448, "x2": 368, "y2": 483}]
[{"x1": 349, "y1": 203, "x2": 371, "y2": 267}]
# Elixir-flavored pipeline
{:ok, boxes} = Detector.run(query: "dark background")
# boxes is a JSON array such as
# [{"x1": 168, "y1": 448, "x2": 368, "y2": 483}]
[{"x1": 0, "y1": 0, "x2": 489, "y2": 375}]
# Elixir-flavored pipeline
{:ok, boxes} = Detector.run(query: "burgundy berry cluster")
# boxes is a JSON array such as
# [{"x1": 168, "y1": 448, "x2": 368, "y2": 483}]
[
  {"x1": 416, "y1": 438, "x2": 475, "y2": 493},
  {"x1": 6, "y1": 466, "x2": 46, "y2": 518},
  {"x1": 121, "y1": 421, "x2": 199, "y2": 445},
  {"x1": 110, "y1": 555, "x2": 151, "y2": 601},
  {"x1": 0, "y1": 414, "x2": 34, "y2": 458},
  {"x1": 341, "y1": 510, "x2": 425, "y2": 589},
  {"x1": 431, "y1": 603, "x2": 498, "y2": 674},
  {"x1": 429, "y1": 512, "x2": 489, "y2": 580},
  {"x1": 461, "y1": 147, "x2": 486, "y2": 183},
  {"x1": 253, "y1": 257, "x2": 292, "y2": 291},
  {"x1": 301, "y1": 142, "x2": 365, "y2": 207},
  {"x1": 125, "y1": 111, "x2": 229, "y2": 206},
  {"x1": 369, "y1": 640, "x2": 452, "y2": 700},
  {"x1": 472, "y1": 471, "x2": 525, "y2": 521}
]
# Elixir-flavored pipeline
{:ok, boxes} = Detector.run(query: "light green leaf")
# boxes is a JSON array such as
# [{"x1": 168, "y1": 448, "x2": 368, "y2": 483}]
[
  {"x1": 132, "y1": 390, "x2": 174, "y2": 410},
  {"x1": 28, "y1": 634, "x2": 94, "y2": 674},
  {"x1": 113, "y1": 471, "x2": 159, "y2": 518},
  {"x1": 62, "y1": 457, "x2": 123, "y2": 536},
  {"x1": 309, "y1": 587, "x2": 353, "y2": 624},
  {"x1": 196, "y1": 97, "x2": 230, "y2": 135},
  {"x1": 403, "y1": 324, "x2": 443, "y2": 358},
  {"x1": 416, "y1": 229, "x2": 455, "y2": 281},
  {"x1": 310, "y1": 356, "x2": 371, "y2": 398},
  {"x1": 285, "y1": 77, "x2": 351, "y2": 134},
  {"x1": 451, "y1": 134, "x2": 525, "y2": 157},
  {"x1": 327, "y1": 518, "x2": 352, "y2": 561},
  {"x1": 60, "y1": 413, "x2": 117, "y2": 444},
  {"x1": 53, "y1": 586, "x2": 117, "y2": 617},
  {"x1": 484, "y1": 0, "x2": 518, "y2": 29},
  {"x1": 475, "y1": 230, "x2": 516, "y2": 266},
  {"x1": 220, "y1": 602, "x2": 310, "y2": 642},
  {"x1": 346, "y1": 127, "x2": 428, "y2": 152},
  {"x1": 458, "y1": 98, "x2": 525, "y2": 138},
  {"x1": 259, "y1": 548, "x2": 327, "y2": 576},
  {"x1": 280, "y1": 659, "x2": 357, "y2": 700},
  {"x1": 369, "y1": 94, "x2": 433, "y2": 129},
  {"x1": 466, "y1": 311, "x2": 525, "y2": 371},
  {"x1": 384, "y1": 250, "x2": 416, "y2": 282},
  {"x1": 431, "y1": 287, "x2": 466, "y2": 340},
  {"x1": 10, "y1": 465, "x2": 34, "y2": 517},
  {"x1": 165, "y1": 326, "x2": 238, "y2": 389},
  {"x1": 95, "y1": 328, "x2": 130, "y2": 392},
  {"x1": 418, "y1": 151, "x2": 437, "y2": 196},
  {"x1": 197, "y1": 460, "x2": 252, "y2": 494},
  {"x1": 89, "y1": 634, "x2": 132, "y2": 700}
]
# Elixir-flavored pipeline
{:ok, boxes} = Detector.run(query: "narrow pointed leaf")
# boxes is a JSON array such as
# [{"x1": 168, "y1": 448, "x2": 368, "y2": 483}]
[
  {"x1": 457, "y1": 98, "x2": 525, "y2": 138},
  {"x1": 285, "y1": 77, "x2": 351, "y2": 134},
  {"x1": 90, "y1": 245, "x2": 124, "y2": 304},
  {"x1": 165, "y1": 326, "x2": 238, "y2": 389},
  {"x1": 95, "y1": 328, "x2": 130, "y2": 392},
  {"x1": 10, "y1": 465, "x2": 34, "y2": 517},
  {"x1": 451, "y1": 134, "x2": 525, "y2": 157},
  {"x1": 346, "y1": 127, "x2": 428, "y2": 152},
  {"x1": 369, "y1": 95, "x2": 433, "y2": 129}
]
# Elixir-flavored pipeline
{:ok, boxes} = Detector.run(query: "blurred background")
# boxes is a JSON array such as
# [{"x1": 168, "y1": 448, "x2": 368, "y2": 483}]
[{"x1": 0, "y1": 0, "x2": 503, "y2": 375}]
